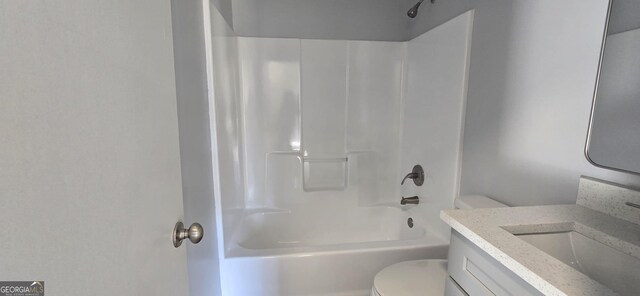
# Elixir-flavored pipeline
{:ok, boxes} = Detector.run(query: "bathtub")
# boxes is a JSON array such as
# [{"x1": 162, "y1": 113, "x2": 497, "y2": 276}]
[{"x1": 221, "y1": 206, "x2": 449, "y2": 296}]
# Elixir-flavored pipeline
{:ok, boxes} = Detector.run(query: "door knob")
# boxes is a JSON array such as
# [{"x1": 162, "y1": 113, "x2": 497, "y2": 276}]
[{"x1": 173, "y1": 221, "x2": 204, "y2": 248}]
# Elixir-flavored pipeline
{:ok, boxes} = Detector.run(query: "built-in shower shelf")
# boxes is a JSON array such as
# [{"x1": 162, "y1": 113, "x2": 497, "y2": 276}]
[
  {"x1": 302, "y1": 157, "x2": 348, "y2": 162},
  {"x1": 302, "y1": 157, "x2": 348, "y2": 191}
]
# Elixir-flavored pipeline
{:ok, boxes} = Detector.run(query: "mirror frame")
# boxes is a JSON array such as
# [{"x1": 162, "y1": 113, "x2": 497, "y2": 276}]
[{"x1": 584, "y1": 0, "x2": 640, "y2": 176}]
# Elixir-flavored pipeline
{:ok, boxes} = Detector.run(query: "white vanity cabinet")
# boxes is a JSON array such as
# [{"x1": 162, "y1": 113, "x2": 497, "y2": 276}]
[{"x1": 445, "y1": 231, "x2": 543, "y2": 296}]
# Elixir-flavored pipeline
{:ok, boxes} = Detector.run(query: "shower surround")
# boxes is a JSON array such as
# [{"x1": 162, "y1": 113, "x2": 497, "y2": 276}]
[{"x1": 207, "y1": 6, "x2": 474, "y2": 295}]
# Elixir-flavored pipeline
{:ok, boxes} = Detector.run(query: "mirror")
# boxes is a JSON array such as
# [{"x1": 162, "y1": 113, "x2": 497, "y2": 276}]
[{"x1": 586, "y1": 0, "x2": 640, "y2": 175}]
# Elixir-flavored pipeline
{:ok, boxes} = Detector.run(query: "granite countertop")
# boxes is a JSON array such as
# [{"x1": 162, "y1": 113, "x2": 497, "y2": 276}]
[{"x1": 441, "y1": 203, "x2": 640, "y2": 296}]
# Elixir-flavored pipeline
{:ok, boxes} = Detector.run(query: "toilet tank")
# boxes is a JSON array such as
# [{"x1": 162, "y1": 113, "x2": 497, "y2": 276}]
[{"x1": 454, "y1": 195, "x2": 508, "y2": 209}]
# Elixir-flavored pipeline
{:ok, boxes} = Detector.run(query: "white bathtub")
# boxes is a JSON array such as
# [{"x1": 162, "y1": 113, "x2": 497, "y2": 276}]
[{"x1": 221, "y1": 206, "x2": 448, "y2": 296}]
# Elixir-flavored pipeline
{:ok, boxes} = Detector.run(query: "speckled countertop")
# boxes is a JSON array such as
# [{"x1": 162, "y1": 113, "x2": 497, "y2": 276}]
[{"x1": 441, "y1": 204, "x2": 640, "y2": 296}]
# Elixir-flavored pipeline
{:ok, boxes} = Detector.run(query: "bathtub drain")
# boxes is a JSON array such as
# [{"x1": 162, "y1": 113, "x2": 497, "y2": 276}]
[{"x1": 407, "y1": 217, "x2": 414, "y2": 228}]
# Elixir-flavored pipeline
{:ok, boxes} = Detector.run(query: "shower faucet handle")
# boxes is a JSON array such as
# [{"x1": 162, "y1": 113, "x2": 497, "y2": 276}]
[{"x1": 401, "y1": 165, "x2": 424, "y2": 186}]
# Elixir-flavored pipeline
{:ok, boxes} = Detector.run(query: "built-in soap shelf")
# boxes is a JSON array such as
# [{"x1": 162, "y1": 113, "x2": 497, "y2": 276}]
[
  {"x1": 265, "y1": 151, "x2": 376, "y2": 192},
  {"x1": 302, "y1": 157, "x2": 348, "y2": 192}
]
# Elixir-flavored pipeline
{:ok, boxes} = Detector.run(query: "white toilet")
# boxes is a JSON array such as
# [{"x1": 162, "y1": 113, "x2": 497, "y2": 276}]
[{"x1": 371, "y1": 195, "x2": 507, "y2": 296}]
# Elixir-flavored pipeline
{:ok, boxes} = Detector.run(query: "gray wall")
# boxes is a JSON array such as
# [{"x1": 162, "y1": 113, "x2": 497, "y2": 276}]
[
  {"x1": 410, "y1": 0, "x2": 640, "y2": 206},
  {"x1": 231, "y1": 0, "x2": 410, "y2": 41},
  {"x1": 170, "y1": 0, "x2": 222, "y2": 295},
  {"x1": 224, "y1": 0, "x2": 640, "y2": 43},
  {"x1": 406, "y1": 0, "x2": 474, "y2": 39},
  {"x1": 210, "y1": 0, "x2": 233, "y2": 28},
  {"x1": 608, "y1": 0, "x2": 640, "y2": 34}
]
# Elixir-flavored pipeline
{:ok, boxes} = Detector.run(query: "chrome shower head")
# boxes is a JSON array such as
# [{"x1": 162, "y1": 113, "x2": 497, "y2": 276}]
[{"x1": 407, "y1": 0, "x2": 433, "y2": 18}]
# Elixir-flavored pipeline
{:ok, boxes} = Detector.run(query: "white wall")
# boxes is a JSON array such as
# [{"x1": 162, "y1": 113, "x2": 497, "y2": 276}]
[
  {"x1": 207, "y1": 2, "x2": 246, "y2": 252},
  {"x1": 400, "y1": 11, "x2": 474, "y2": 241},
  {"x1": 409, "y1": 0, "x2": 640, "y2": 206},
  {"x1": 233, "y1": 37, "x2": 405, "y2": 212},
  {"x1": 171, "y1": 0, "x2": 222, "y2": 295},
  {"x1": 236, "y1": 37, "x2": 301, "y2": 208},
  {"x1": 347, "y1": 41, "x2": 405, "y2": 205}
]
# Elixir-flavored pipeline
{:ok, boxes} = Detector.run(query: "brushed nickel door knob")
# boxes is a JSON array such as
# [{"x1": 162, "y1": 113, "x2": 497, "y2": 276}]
[{"x1": 173, "y1": 221, "x2": 204, "y2": 248}]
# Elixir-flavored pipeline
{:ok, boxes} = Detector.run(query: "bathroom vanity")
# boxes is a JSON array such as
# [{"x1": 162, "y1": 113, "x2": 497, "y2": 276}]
[{"x1": 441, "y1": 177, "x2": 640, "y2": 295}]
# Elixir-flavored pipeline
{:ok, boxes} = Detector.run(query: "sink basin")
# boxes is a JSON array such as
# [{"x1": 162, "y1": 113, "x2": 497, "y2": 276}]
[{"x1": 516, "y1": 231, "x2": 640, "y2": 296}]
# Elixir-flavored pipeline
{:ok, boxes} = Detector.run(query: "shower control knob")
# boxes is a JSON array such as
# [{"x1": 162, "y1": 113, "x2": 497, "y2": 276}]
[
  {"x1": 173, "y1": 221, "x2": 204, "y2": 248},
  {"x1": 401, "y1": 165, "x2": 425, "y2": 186}
]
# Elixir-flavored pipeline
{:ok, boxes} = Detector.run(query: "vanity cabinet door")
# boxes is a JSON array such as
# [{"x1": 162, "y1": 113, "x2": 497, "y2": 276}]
[
  {"x1": 447, "y1": 231, "x2": 543, "y2": 296},
  {"x1": 445, "y1": 277, "x2": 469, "y2": 296}
]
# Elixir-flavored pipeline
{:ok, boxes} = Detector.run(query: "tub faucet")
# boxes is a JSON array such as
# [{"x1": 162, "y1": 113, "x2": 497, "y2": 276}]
[{"x1": 401, "y1": 196, "x2": 419, "y2": 205}]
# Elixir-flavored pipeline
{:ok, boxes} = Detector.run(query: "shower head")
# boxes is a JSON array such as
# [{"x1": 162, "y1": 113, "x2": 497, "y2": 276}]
[{"x1": 407, "y1": 0, "x2": 433, "y2": 18}]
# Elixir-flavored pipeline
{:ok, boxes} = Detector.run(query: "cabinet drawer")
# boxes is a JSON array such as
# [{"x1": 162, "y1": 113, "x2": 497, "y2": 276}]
[{"x1": 448, "y1": 231, "x2": 542, "y2": 296}]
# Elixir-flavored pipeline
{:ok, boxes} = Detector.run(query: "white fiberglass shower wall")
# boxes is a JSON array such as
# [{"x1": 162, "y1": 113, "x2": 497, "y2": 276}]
[
  {"x1": 237, "y1": 38, "x2": 404, "y2": 212},
  {"x1": 207, "y1": 5, "x2": 474, "y2": 295}
]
